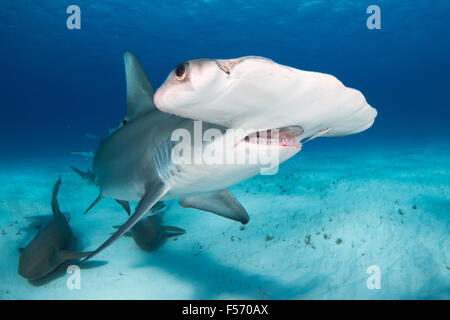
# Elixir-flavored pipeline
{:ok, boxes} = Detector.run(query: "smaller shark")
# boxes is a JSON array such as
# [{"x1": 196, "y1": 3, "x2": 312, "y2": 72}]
[
  {"x1": 84, "y1": 133, "x2": 101, "y2": 140},
  {"x1": 67, "y1": 151, "x2": 94, "y2": 159},
  {"x1": 114, "y1": 203, "x2": 185, "y2": 251},
  {"x1": 18, "y1": 179, "x2": 92, "y2": 281}
]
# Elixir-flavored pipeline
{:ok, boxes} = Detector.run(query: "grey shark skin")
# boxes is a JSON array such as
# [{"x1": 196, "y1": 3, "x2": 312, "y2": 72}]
[
  {"x1": 83, "y1": 52, "x2": 376, "y2": 262},
  {"x1": 70, "y1": 166, "x2": 131, "y2": 215},
  {"x1": 115, "y1": 213, "x2": 185, "y2": 251},
  {"x1": 18, "y1": 179, "x2": 91, "y2": 280}
]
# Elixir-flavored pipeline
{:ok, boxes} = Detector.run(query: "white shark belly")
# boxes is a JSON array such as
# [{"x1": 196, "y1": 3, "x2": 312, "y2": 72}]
[{"x1": 163, "y1": 138, "x2": 301, "y2": 199}]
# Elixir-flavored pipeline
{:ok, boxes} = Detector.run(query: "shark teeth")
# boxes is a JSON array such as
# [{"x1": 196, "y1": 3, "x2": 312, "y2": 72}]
[{"x1": 242, "y1": 126, "x2": 303, "y2": 147}]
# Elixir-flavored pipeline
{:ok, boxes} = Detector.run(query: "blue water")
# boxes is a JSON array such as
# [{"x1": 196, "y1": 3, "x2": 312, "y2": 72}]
[
  {"x1": 0, "y1": 1, "x2": 449, "y2": 299},
  {"x1": 1, "y1": 0, "x2": 449, "y2": 156}
]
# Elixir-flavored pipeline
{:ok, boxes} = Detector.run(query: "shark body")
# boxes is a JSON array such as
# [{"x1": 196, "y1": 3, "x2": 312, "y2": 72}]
[
  {"x1": 115, "y1": 203, "x2": 185, "y2": 252},
  {"x1": 83, "y1": 53, "x2": 376, "y2": 261},
  {"x1": 18, "y1": 179, "x2": 91, "y2": 280}
]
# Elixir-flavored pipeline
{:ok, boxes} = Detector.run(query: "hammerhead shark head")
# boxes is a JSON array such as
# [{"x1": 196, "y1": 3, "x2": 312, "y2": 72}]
[{"x1": 82, "y1": 52, "x2": 376, "y2": 262}]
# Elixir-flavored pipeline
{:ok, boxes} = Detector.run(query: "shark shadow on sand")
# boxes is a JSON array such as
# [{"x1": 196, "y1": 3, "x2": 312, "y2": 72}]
[{"x1": 134, "y1": 249, "x2": 326, "y2": 299}]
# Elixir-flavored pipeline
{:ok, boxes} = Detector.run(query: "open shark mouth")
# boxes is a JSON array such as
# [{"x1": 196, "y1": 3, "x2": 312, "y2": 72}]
[{"x1": 241, "y1": 126, "x2": 304, "y2": 148}]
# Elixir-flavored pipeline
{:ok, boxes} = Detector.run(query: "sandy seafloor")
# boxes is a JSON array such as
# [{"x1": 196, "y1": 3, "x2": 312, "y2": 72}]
[{"x1": 0, "y1": 144, "x2": 449, "y2": 300}]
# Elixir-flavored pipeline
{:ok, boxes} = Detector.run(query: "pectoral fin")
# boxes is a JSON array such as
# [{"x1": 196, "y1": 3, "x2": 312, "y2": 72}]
[
  {"x1": 58, "y1": 250, "x2": 93, "y2": 261},
  {"x1": 81, "y1": 181, "x2": 169, "y2": 263},
  {"x1": 112, "y1": 225, "x2": 133, "y2": 237},
  {"x1": 115, "y1": 199, "x2": 131, "y2": 216},
  {"x1": 163, "y1": 226, "x2": 186, "y2": 238},
  {"x1": 179, "y1": 189, "x2": 249, "y2": 224},
  {"x1": 84, "y1": 193, "x2": 103, "y2": 214},
  {"x1": 149, "y1": 201, "x2": 166, "y2": 214}
]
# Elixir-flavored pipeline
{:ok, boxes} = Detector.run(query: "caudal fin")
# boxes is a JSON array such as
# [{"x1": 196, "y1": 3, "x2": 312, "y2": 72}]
[{"x1": 51, "y1": 178, "x2": 62, "y2": 216}]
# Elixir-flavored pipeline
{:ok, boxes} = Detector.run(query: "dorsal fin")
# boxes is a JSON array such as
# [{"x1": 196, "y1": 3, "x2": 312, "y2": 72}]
[
  {"x1": 115, "y1": 199, "x2": 131, "y2": 216},
  {"x1": 123, "y1": 52, "x2": 156, "y2": 122},
  {"x1": 51, "y1": 178, "x2": 62, "y2": 216}
]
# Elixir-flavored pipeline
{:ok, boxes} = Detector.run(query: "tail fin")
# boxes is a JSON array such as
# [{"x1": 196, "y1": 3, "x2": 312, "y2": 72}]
[{"x1": 51, "y1": 178, "x2": 62, "y2": 216}]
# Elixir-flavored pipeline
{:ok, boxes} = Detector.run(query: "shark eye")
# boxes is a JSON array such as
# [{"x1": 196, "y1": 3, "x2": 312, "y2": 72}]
[{"x1": 174, "y1": 62, "x2": 188, "y2": 81}]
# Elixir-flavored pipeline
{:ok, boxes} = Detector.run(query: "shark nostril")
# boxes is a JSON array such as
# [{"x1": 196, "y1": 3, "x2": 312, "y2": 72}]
[{"x1": 216, "y1": 62, "x2": 230, "y2": 75}]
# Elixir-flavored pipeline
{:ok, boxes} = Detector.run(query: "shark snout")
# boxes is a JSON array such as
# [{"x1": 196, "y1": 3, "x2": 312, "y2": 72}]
[
  {"x1": 153, "y1": 87, "x2": 165, "y2": 111},
  {"x1": 154, "y1": 83, "x2": 176, "y2": 115},
  {"x1": 18, "y1": 254, "x2": 42, "y2": 280}
]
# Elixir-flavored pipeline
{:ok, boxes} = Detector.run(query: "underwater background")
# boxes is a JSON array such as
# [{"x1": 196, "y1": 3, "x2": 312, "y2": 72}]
[{"x1": 0, "y1": 0, "x2": 449, "y2": 299}]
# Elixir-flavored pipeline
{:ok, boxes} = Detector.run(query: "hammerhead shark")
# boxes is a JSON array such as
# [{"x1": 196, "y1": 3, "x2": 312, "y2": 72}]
[{"x1": 82, "y1": 52, "x2": 376, "y2": 262}]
